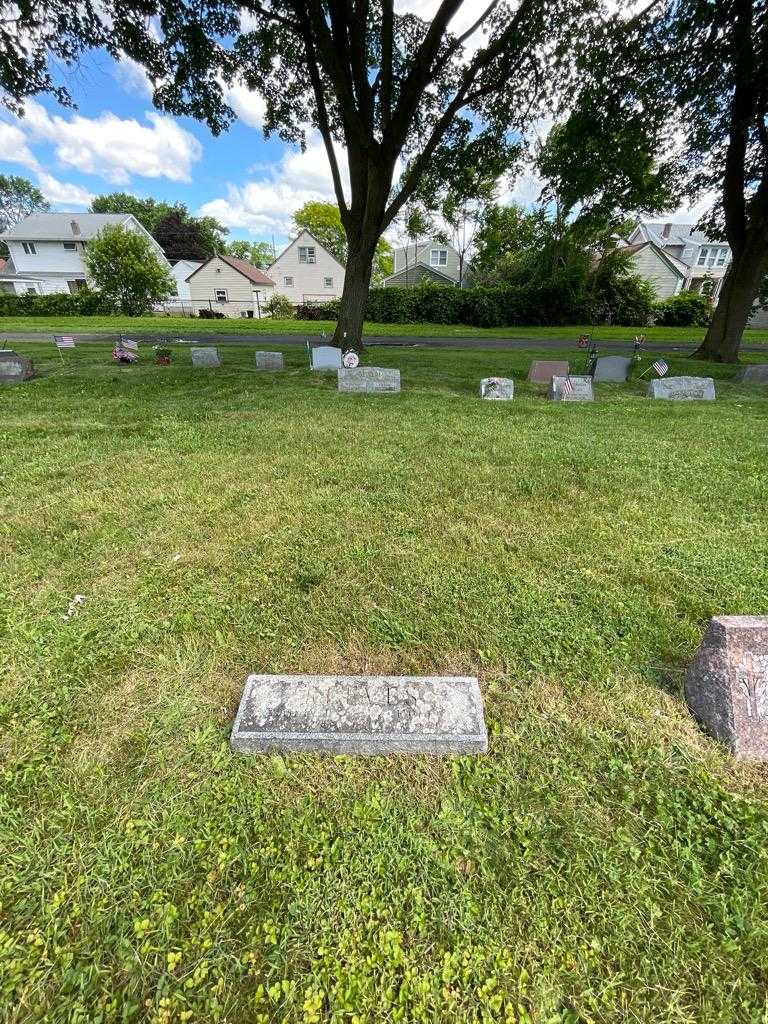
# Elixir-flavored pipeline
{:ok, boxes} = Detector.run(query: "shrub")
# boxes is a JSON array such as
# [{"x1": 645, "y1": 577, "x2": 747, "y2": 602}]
[
  {"x1": 655, "y1": 291, "x2": 713, "y2": 327},
  {"x1": 295, "y1": 301, "x2": 341, "y2": 320},
  {"x1": 197, "y1": 307, "x2": 226, "y2": 319},
  {"x1": 83, "y1": 224, "x2": 174, "y2": 315},
  {"x1": 263, "y1": 294, "x2": 295, "y2": 319},
  {"x1": 0, "y1": 287, "x2": 116, "y2": 316}
]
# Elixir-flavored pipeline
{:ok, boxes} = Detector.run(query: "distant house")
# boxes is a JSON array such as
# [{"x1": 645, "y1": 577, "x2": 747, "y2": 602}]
[
  {"x1": 623, "y1": 222, "x2": 732, "y2": 300},
  {"x1": 267, "y1": 230, "x2": 345, "y2": 304},
  {"x1": 384, "y1": 239, "x2": 461, "y2": 287},
  {"x1": 185, "y1": 253, "x2": 275, "y2": 317},
  {"x1": 170, "y1": 260, "x2": 203, "y2": 301},
  {"x1": 0, "y1": 212, "x2": 170, "y2": 295}
]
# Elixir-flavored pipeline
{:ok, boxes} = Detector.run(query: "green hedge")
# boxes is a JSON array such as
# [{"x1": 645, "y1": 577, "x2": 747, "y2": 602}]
[
  {"x1": 655, "y1": 291, "x2": 713, "y2": 327},
  {"x1": 0, "y1": 288, "x2": 116, "y2": 316}
]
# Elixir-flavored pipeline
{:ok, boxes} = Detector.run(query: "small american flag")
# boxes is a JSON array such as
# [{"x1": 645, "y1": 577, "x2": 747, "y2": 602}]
[
  {"x1": 653, "y1": 359, "x2": 668, "y2": 377},
  {"x1": 121, "y1": 338, "x2": 139, "y2": 352},
  {"x1": 54, "y1": 335, "x2": 76, "y2": 349},
  {"x1": 561, "y1": 376, "x2": 574, "y2": 397}
]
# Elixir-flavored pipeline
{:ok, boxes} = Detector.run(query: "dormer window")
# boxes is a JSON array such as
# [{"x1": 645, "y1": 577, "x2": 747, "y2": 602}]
[
  {"x1": 298, "y1": 246, "x2": 316, "y2": 264},
  {"x1": 430, "y1": 248, "x2": 447, "y2": 267},
  {"x1": 21, "y1": 242, "x2": 37, "y2": 255},
  {"x1": 63, "y1": 242, "x2": 76, "y2": 251},
  {"x1": 697, "y1": 246, "x2": 729, "y2": 269}
]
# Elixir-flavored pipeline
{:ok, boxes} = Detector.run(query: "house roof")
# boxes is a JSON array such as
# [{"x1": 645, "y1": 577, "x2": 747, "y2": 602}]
[
  {"x1": 267, "y1": 229, "x2": 347, "y2": 272},
  {"x1": 3, "y1": 213, "x2": 132, "y2": 241},
  {"x1": 186, "y1": 253, "x2": 275, "y2": 286},
  {"x1": 392, "y1": 238, "x2": 457, "y2": 256},
  {"x1": 623, "y1": 239, "x2": 688, "y2": 279},
  {"x1": 383, "y1": 261, "x2": 458, "y2": 286}
]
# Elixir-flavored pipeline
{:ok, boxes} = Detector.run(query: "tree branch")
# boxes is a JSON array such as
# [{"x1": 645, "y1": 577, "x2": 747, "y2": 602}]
[{"x1": 239, "y1": 0, "x2": 301, "y2": 31}]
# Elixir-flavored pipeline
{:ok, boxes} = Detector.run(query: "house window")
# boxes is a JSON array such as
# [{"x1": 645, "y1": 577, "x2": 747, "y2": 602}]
[
  {"x1": 284, "y1": 276, "x2": 294, "y2": 287},
  {"x1": 63, "y1": 242, "x2": 77, "y2": 251},
  {"x1": 697, "y1": 246, "x2": 728, "y2": 269},
  {"x1": 21, "y1": 242, "x2": 37, "y2": 255},
  {"x1": 298, "y1": 246, "x2": 316, "y2": 264},
  {"x1": 715, "y1": 249, "x2": 727, "y2": 267},
  {"x1": 430, "y1": 248, "x2": 447, "y2": 267},
  {"x1": 214, "y1": 288, "x2": 228, "y2": 302},
  {"x1": 324, "y1": 276, "x2": 333, "y2": 288}
]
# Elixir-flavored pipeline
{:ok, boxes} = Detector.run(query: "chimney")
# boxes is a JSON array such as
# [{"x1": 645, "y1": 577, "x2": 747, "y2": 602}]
[
  {"x1": 662, "y1": 223, "x2": 672, "y2": 238},
  {"x1": 70, "y1": 220, "x2": 81, "y2": 236}
]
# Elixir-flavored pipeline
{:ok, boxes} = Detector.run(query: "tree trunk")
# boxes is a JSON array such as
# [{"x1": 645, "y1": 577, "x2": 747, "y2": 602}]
[
  {"x1": 332, "y1": 229, "x2": 380, "y2": 350},
  {"x1": 693, "y1": 237, "x2": 768, "y2": 363}
]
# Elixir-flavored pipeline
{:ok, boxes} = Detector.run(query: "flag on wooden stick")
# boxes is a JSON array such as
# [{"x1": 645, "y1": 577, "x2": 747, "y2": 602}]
[{"x1": 653, "y1": 359, "x2": 668, "y2": 377}]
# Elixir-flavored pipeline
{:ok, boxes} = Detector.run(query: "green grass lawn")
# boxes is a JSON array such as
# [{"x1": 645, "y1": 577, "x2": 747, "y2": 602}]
[
  {"x1": 2, "y1": 313, "x2": 768, "y2": 345},
  {"x1": 2, "y1": 341, "x2": 768, "y2": 1023}
]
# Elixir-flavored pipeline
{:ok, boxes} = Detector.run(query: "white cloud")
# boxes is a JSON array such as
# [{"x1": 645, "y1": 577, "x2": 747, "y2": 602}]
[
  {"x1": 37, "y1": 172, "x2": 93, "y2": 207},
  {"x1": 0, "y1": 122, "x2": 40, "y2": 172},
  {"x1": 20, "y1": 100, "x2": 202, "y2": 184},
  {"x1": 113, "y1": 55, "x2": 155, "y2": 99},
  {"x1": 224, "y1": 81, "x2": 267, "y2": 129}
]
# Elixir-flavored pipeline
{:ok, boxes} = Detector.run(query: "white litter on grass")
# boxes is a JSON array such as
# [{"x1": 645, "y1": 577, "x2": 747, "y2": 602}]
[
  {"x1": 172, "y1": 554, "x2": 182, "y2": 562},
  {"x1": 63, "y1": 595, "x2": 86, "y2": 620}
]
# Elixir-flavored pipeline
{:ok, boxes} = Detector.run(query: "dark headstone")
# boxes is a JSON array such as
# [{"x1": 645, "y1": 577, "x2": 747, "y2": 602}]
[
  {"x1": 0, "y1": 351, "x2": 34, "y2": 382},
  {"x1": 527, "y1": 360, "x2": 569, "y2": 384},
  {"x1": 593, "y1": 355, "x2": 631, "y2": 383},
  {"x1": 685, "y1": 616, "x2": 768, "y2": 760},
  {"x1": 735, "y1": 364, "x2": 768, "y2": 385}
]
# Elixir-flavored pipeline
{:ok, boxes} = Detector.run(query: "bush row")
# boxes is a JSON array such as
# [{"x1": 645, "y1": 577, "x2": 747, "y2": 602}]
[{"x1": 0, "y1": 288, "x2": 116, "y2": 316}]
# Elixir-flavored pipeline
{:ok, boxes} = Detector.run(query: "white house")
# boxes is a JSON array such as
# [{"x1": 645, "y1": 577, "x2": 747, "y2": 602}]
[
  {"x1": 267, "y1": 230, "x2": 345, "y2": 304},
  {"x1": 384, "y1": 238, "x2": 461, "y2": 287},
  {"x1": 170, "y1": 259, "x2": 203, "y2": 301},
  {"x1": 185, "y1": 253, "x2": 275, "y2": 317},
  {"x1": 0, "y1": 212, "x2": 170, "y2": 295},
  {"x1": 622, "y1": 222, "x2": 732, "y2": 300}
]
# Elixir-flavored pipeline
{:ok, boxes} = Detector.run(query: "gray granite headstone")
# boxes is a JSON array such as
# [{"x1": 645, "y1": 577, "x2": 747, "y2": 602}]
[
  {"x1": 735, "y1": 364, "x2": 768, "y2": 385},
  {"x1": 255, "y1": 351, "x2": 284, "y2": 370},
  {"x1": 231, "y1": 674, "x2": 488, "y2": 754},
  {"x1": 311, "y1": 345, "x2": 343, "y2": 370},
  {"x1": 337, "y1": 367, "x2": 401, "y2": 393},
  {"x1": 549, "y1": 375, "x2": 594, "y2": 402},
  {"x1": 528, "y1": 360, "x2": 569, "y2": 384},
  {"x1": 685, "y1": 616, "x2": 768, "y2": 761},
  {"x1": 647, "y1": 376, "x2": 715, "y2": 400},
  {"x1": 480, "y1": 377, "x2": 514, "y2": 400},
  {"x1": 191, "y1": 347, "x2": 221, "y2": 368},
  {"x1": 592, "y1": 355, "x2": 631, "y2": 383},
  {"x1": 0, "y1": 351, "x2": 34, "y2": 382}
]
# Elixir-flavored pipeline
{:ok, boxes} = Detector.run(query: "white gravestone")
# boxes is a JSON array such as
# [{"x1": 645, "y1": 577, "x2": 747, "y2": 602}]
[
  {"x1": 592, "y1": 355, "x2": 631, "y2": 383},
  {"x1": 647, "y1": 376, "x2": 715, "y2": 401},
  {"x1": 311, "y1": 345, "x2": 343, "y2": 370},
  {"x1": 231, "y1": 674, "x2": 488, "y2": 754},
  {"x1": 550, "y1": 375, "x2": 594, "y2": 402},
  {"x1": 480, "y1": 377, "x2": 514, "y2": 400},
  {"x1": 255, "y1": 351, "x2": 284, "y2": 370},
  {"x1": 735, "y1": 364, "x2": 768, "y2": 385},
  {"x1": 337, "y1": 367, "x2": 401, "y2": 393},
  {"x1": 191, "y1": 347, "x2": 221, "y2": 368}
]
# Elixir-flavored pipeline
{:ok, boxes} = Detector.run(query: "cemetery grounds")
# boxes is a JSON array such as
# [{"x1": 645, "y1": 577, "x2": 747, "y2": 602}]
[{"x1": 2, "y1": 339, "x2": 768, "y2": 1023}]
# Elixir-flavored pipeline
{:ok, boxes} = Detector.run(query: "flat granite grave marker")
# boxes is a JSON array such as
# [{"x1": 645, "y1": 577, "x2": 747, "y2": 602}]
[
  {"x1": 231, "y1": 674, "x2": 488, "y2": 754},
  {"x1": 735, "y1": 364, "x2": 768, "y2": 385},
  {"x1": 191, "y1": 347, "x2": 221, "y2": 368},
  {"x1": 592, "y1": 355, "x2": 631, "y2": 383},
  {"x1": 480, "y1": 377, "x2": 514, "y2": 400},
  {"x1": 310, "y1": 345, "x2": 343, "y2": 370},
  {"x1": 685, "y1": 616, "x2": 768, "y2": 761},
  {"x1": 647, "y1": 376, "x2": 715, "y2": 400},
  {"x1": 255, "y1": 351, "x2": 284, "y2": 370},
  {"x1": 0, "y1": 351, "x2": 34, "y2": 382},
  {"x1": 528, "y1": 360, "x2": 569, "y2": 384},
  {"x1": 550, "y1": 375, "x2": 594, "y2": 402},
  {"x1": 337, "y1": 366, "x2": 401, "y2": 393}
]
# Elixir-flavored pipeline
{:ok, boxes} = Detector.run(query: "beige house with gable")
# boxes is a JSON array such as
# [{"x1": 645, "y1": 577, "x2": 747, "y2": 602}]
[
  {"x1": 267, "y1": 230, "x2": 345, "y2": 304},
  {"x1": 185, "y1": 253, "x2": 275, "y2": 317}
]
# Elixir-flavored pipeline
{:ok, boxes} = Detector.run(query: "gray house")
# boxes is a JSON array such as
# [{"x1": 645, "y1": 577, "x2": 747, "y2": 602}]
[{"x1": 384, "y1": 238, "x2": 461, "y2": 287}]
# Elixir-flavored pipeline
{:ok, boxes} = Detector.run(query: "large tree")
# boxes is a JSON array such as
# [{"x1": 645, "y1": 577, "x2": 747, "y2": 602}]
[
  {"x1": 83, "y1": 224, "x2": 174, "y2": 315},
  {"x1": 90, "y1": 193, "x2": 227, "y2": 261},
  {"x1": 0, "y1": 175, "x2": 50, "y2": 256},
  {"x1": 1, "y1": 0, "x2": 607, "y2": 348}
]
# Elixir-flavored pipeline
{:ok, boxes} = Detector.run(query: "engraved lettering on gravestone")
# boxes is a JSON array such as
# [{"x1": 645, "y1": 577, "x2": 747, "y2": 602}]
[
  {"x1": 255, "y1": 351, "x2": 284, "y2": 370},
  {"x1": 480, "y1": 376, "x2": 514, "y2": 400},
  {"x1": 550, "y1": 375, "x2": 594, "y2": 402},
  {"x1": 738, "y1": 655, "x2": 768, "y2": 718},
  {"x1": 191, "y1": 347, "x2": 221, "y2": 368},
  {"x1": 0, "y1": 351, "x2": 34, "y2": 382},
  {"x1": 647, "y1": 376, "x2": 716, "y2": 400},
  {"x1": 337, "y1": 367, "x2": 401, "y2": 393}
]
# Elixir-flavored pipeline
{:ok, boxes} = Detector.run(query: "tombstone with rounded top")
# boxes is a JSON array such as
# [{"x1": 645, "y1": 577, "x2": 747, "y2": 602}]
[
  {"x1": 528, "y1": 360, "x2": 569, "y2": 384},
  {"x1": 191, "y1": 347, "x2": 221, "y2": 368},
  {"x1": 647, "y1": 376, "x2": 715, "y2": 400},
  {"x1": 480, "y1": 377, "x2": 514, "y2": 400},
  {"x1": 685, "y1": 616, "x2": 768, "y2": 760}
]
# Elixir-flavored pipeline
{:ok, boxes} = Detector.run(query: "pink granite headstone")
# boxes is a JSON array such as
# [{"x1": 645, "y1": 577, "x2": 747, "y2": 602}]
[
  {"x1": 685, "y1": 616, "x2": 768, "y2": 760},
  {"x1": 527, "y1": 360, "x2": 569, "y2": 384}
]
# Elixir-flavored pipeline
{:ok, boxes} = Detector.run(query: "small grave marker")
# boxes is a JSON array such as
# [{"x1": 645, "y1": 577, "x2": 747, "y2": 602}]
[
  {"x1": 685, "y1": 616, "x2": 768, "y2": 761},
  {"x1": 255, "y1": 351, "x2": 285, "y2": 370},
  {"x1": 647, "y1": 376, "x2": 715, "y2": 400},
  {"x1": 592, "y1": 355, "x2": 631, "y2": 383},
  {"x1": 342, "y1": 350, "x2": 360, "y2": 368},
  {"x1": 0, "y1": 351, "x2": 34, "y2": 382},
  {"x1": 337, "y1": 367, "x2": 400, "y2": 393},
  {"x1": 310, "y1": 345, "x2": 343, "y2": 370},
  {"x1": 231, "y1": 674, "x2": 488, "y2": 754},
  {"x1": 480, "y1": 377, "x2": 514, "y2": 400},
  {"x1": 528, "y1": 360, "x2": 569, "y2": 384},
  {"x1": 191, "y1": 347, "x2": 221, "y2": 368},
  {"x1": 735, "y1": 364, "x2": 768, "y2": 385},
  {"x1": 550, "y1": 375, "x2": 594, "y2": 402}
]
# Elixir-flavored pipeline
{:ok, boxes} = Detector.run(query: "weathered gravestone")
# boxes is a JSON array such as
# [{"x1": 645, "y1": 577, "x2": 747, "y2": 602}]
[
  {"x1": 647, "y1": 376, "x2": 715, "y2": 400},
  {"x1": 231, "y1": 674, "x2": 488, "y2": 754},
  {"x1": 255, "y1": 351, "x2": 284, "y2": 370},
  {"x1": 592, "y1": 355, "x2": 631, "y2": 383},
  {"x1": 337, "y1": 367, "x2": 401, "y2": 393},
  {"x1": 528, "y1": 360, "x2": 569, "y2": 384},
  {"x1": 191, "y1": 347, "x2": 221, "y2": 368},
  {"x1": 310, "y1": 345, "x2": 343, "y2": 370},
  {"x1": 685, "y1": 616, "x2": 768, "y2": 761},
  {"x1": 550, "y1": 375, "x2": 594, "y2": 402},
  {"x1": 0, "y1": 351, "x2": 34, "y2": 383},
  {"x1": 480, "y1": 377, "x2": 514, "y2": 400},
  {"x1": 735, "y1": 364, "x2": 768, "y2": 385}
]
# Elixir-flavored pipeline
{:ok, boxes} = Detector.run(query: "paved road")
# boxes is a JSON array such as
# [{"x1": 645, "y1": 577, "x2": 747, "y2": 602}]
[{"x1": 3, "y1": 330, "x2": 755, "y2": 355}]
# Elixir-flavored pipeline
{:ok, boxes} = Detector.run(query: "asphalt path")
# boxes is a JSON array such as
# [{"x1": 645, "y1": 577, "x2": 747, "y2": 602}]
[{"x1": 3, "y1": 331, "x2": 760, "y2": 355}]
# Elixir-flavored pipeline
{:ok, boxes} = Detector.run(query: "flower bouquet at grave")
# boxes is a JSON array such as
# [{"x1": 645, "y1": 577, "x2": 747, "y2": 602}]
[{"x1": 154, "y1": 345, "x2": 172, "y2": 365}]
